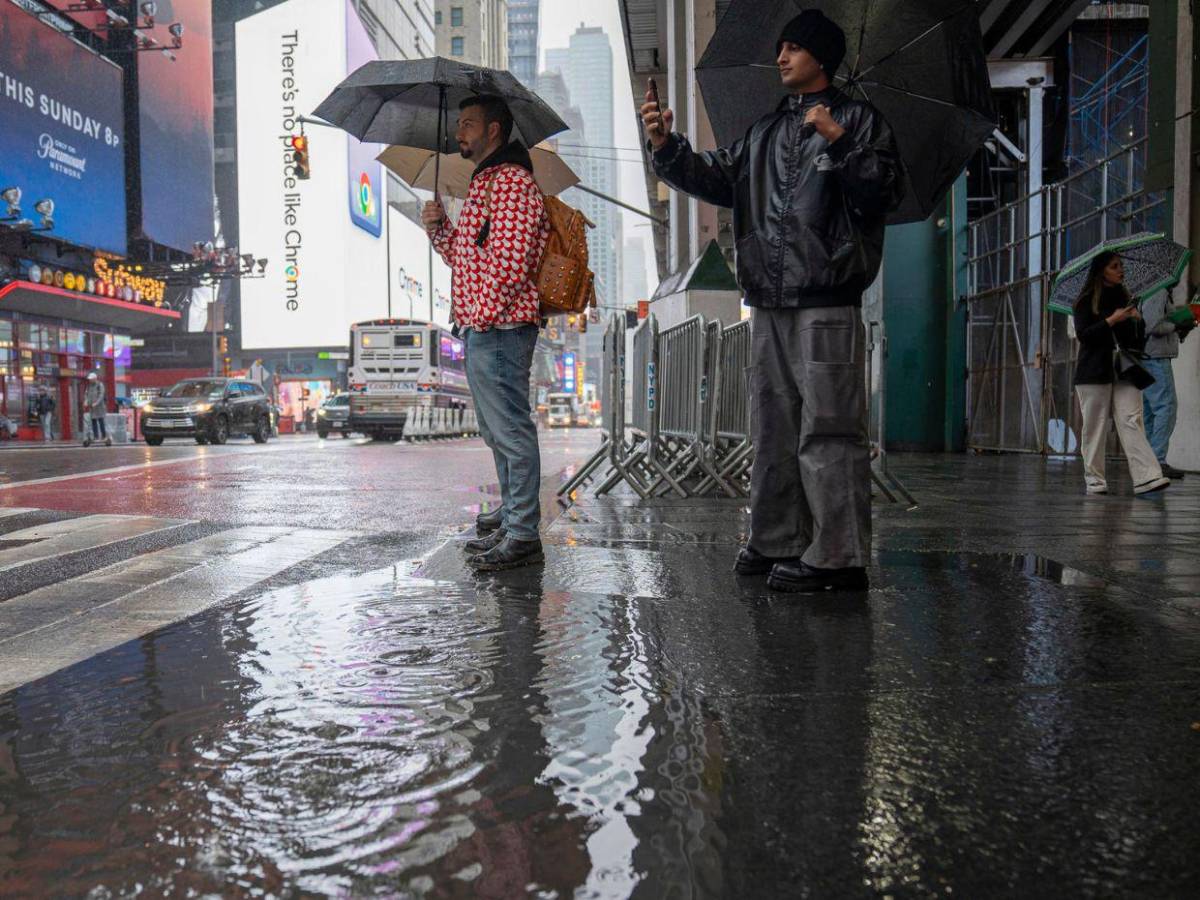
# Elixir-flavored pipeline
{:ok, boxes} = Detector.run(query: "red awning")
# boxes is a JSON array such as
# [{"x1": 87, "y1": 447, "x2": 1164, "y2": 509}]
[{"x1": 0, "y1": 280, "x2": 181, "y2": 334}]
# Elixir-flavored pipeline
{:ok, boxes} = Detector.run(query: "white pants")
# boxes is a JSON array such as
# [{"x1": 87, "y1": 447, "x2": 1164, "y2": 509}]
[
  {"x1": 1076, "y1": 382, "x2": 1162, "y2": 490},
  {"x1": 42, "y1": 413, "x2": 52, "y2": 442}
]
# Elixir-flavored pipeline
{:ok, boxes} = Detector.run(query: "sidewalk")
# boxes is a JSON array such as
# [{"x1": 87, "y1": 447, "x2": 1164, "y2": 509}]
[{"x1": 416, "y1": 452, "x2": 1200, "y2": 895}]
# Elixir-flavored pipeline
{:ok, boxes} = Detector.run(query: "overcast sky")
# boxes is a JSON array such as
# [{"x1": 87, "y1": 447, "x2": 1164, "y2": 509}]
[{"x1": 539, "y1": 0, "x2": 660, "y2": 296}]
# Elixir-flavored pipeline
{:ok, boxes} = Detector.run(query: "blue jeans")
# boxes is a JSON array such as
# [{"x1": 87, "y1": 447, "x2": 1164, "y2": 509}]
[
  {"x1": 465, "y1": 325, "x2": 541, "y2": 540},
  {"x1": 1141, "y1": 357, "x2": 1177, "y2": 463}
]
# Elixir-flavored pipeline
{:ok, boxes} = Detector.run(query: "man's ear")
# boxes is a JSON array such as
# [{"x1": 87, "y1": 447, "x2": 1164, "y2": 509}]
[{"x1": 488, "y1": 121, "x2": 502, "y2": 144}]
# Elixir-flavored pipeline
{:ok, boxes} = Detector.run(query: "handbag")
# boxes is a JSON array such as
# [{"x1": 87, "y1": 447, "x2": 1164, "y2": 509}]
[{"x1": 1112, "y1": 331, "x2": 1155, "y2": 390}]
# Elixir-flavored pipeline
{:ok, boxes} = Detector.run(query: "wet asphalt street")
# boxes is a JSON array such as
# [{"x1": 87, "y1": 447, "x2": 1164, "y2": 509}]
[{"x1": 1, "y1": 436, "x2": 1198, "y2": 897}]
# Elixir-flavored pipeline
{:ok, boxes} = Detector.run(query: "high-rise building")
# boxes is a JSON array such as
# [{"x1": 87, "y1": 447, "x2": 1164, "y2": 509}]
[
  {"x1": 545, "y1": 27, "x2": 621, "y2": 324},
  {"x1": 435, "y1": 1, "x2": 507, "y2": 68},
  {"x1": 506, "y1": 0, "x2": 539, "y2": 87}
]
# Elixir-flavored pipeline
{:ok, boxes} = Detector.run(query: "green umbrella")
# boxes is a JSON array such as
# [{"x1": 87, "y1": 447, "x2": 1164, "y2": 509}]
[{"x1": 1048, "y1": 232, "x2": 1193, "y2": 315}]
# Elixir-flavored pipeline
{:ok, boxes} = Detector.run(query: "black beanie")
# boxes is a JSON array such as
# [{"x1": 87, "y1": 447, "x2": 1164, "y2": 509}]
[{"x1": 776, "y1": 9, "x2": 847, "y2": 75}]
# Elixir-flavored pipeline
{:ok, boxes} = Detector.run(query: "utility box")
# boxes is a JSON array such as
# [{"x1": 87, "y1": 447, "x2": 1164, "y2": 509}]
[{"x1": 648, "y1": 240, "x2": 743, "y2": 330}]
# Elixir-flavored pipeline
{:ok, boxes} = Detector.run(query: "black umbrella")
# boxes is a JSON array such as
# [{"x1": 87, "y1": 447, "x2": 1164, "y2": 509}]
[
  {"x1": 696, "y1": 0, "x2": 996, "y2": 224},
  {"x1": 313, "y1": 58, "x2": 569, "y2": 192}
]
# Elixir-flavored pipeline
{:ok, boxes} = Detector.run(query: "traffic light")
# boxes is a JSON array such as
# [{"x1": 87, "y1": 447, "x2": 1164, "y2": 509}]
[
  {"x1": 222, "y1": 356, "x2": 232, "y2": 377},
  {"x1": 219, "y1": 335, "x2": 228, "y2": 354},
  {"x1": 290, "y1": 134, "x2": 311, "y2": 180}
]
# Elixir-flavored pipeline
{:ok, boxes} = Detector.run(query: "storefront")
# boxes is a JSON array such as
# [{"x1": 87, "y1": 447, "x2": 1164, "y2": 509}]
[{"x1": 0, "y1": 273, "x2": 180, "y2": 441}]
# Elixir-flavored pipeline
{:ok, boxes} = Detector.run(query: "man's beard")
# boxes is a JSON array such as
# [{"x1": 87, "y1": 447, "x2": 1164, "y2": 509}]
[{"x1": 459, "y1": 144, "x2": 474, "y2": 159}]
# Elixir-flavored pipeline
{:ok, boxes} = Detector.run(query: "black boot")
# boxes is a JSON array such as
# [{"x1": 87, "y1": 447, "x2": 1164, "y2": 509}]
[
  {"x1": 476, "y1": 508, "x2": 504, "y2": 536},
  {"x1": 463, "y1": 528, "x2": 506, "y2": 556},
  {"x1": 767, "y1": 561, "x2": 869, "y2": 594},
  {"x1": 469, "y1": 535, "x2": 544, "y2": 572},
  {"x1": 734, "y1": 545, "x2": 794, "y2": 576}
]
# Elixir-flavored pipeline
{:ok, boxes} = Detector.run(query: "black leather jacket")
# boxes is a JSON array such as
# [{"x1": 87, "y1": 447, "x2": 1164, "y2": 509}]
[{"x1": 652, "y1": 88, "x2": 905, "y2": 308}]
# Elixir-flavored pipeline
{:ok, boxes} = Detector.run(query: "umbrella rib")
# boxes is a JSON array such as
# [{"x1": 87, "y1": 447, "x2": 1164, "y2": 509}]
[
  {"x1": 858, "y1": 79, "x2": 982, "y2": 113},
  {"x1": 850, "y1": 0, "x2": 872, "y2": 81},
  {"x1": 855, "y1": 10, "x2": 960, "y2": 81}
]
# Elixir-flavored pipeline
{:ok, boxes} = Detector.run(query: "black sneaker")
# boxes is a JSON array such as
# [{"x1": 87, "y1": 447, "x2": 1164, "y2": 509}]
[
  {"x1": 767, "y1": 561, "x2": 869, "y2": 594},
  {"x1": 1161, "y1": 464, "x2": 1187, "y2": 479},
  {"x1": 469, "y1": 535, "x2": 544, "y2": 572},
  {"x1": 476, "y1": 508, "x2": 504, "y2": 536},
  {"x1": 463, "y1": 528, "x2": 506, "y2": 556},
  {"x1": 734, "y1": 545, "x2": 793, "y2": 576}
]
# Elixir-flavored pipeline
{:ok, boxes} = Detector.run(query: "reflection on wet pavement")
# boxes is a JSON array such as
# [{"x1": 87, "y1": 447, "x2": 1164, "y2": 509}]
[{"x1": 0, "y1": 453, "x2": 1198, "y2": 896}]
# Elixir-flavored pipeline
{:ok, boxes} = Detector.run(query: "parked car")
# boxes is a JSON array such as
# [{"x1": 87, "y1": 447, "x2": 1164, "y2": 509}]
[
  {"x1": 316, "y1": 393, "x2": 353, "y2": 439},
  {"x1": 141, "y1": 378, "x2": 272, "y2": 446}
]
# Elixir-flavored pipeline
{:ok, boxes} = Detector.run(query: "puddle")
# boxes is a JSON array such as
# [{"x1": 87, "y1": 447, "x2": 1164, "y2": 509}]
[{"x1": 878, "y1": 549, "x2": 1109, "y2": 588}]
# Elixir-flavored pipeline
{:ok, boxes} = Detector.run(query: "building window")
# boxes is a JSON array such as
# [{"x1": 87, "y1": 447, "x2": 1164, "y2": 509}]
[
  {"x1": 451, "y1": 35, "x2": 464, "y2": 56},
  {"x1": 435, "y1": 10, "x2": 441, "y2": 24},
  {"x1": 450, "y1": 7, "x2": 463, "y2": 26}
]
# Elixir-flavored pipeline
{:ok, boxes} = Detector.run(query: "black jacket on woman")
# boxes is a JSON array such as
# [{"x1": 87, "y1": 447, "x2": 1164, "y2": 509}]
[{"x1": 1073, "y1": 285, "x2": 1146, "y2": 385}]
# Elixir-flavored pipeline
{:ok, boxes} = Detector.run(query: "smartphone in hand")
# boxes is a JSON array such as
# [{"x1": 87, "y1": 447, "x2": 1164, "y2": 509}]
[{"x1": 647, "y1": 77, "x2": 666, "y2": 134}]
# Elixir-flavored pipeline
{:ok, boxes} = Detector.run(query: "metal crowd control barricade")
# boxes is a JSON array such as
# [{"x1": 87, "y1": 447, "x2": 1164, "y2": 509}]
[
  {"x1": 559, "y1": 313, "x2": 624, "y2": 498},
  {"x1": 593, "y1": 314, "x2": 659, "y2": 497},
  {"x1": 694, "y1": 319, "x2": 753, "y2": 496},
  {"x1": 652, "y1": 315, "x2": 735, "y2": 497}
]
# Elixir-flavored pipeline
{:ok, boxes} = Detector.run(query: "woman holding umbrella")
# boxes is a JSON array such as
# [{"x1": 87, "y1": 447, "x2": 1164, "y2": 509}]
[{"x1": 1072, "y1": 251, "x2": 1170, "y2": 496}]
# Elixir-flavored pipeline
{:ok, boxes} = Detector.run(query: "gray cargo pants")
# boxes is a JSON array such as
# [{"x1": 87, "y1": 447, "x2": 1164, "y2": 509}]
[{"x1": 748, "y1": 306, "x2": 870, "y2": 569}]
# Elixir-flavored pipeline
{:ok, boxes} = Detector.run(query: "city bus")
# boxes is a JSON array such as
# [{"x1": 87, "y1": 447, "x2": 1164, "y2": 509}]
[{"x1": 347, "y1": 319, "x2": 470, "y2": 439}]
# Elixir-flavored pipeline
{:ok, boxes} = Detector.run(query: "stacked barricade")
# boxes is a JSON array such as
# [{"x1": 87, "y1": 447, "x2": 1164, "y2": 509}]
[
  {"x1": 559, "y1": 311, "x2": 753, "y2": 500},
  {"x1": 558, "y1": 310, "x2": 915, "y2": 506}
]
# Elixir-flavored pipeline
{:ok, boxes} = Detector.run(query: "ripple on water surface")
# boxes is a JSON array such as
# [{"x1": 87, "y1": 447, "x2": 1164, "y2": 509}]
[{"x1": 0, "y1": 564, "x2": 726, "y2": 898}]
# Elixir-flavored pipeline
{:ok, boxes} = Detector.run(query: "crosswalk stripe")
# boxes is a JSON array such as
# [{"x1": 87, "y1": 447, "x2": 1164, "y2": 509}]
[
  {"x1": 0, "y1": 523, "x2": 357, "y2": 693},
  {"x1": 0, "y1": 514, "x2": 189, "y2": 573}
]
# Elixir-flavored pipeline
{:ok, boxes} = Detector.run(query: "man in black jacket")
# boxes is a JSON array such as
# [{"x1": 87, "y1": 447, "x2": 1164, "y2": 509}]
[{"x1": 641, "y1": 10, "x2": 905, "y2": 593}]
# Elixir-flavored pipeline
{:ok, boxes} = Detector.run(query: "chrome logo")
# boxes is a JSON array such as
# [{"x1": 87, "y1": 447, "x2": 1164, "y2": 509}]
[{"x1": 357, "y1": 172, "x2": 376, "y2": 219}]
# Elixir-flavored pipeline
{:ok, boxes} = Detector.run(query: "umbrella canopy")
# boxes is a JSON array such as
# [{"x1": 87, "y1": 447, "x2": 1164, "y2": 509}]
[
  {"x1": 312, "y1": 58, "x2": 568, "y2": 153},
  {"x1": 696, "y1": 0, "x2": 996, "y2": 224},
  {"x1": 1047, "y1": 233, "x2": 1193, "y2": 314},
  {"x1": 378, "y1": 142, "x2": 580, "y2": 198}
]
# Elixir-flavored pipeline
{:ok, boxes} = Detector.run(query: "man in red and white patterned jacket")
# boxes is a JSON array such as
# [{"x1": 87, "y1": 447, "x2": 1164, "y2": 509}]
[{"x1": 423, "y1": 95, "x2": 550, "y2": 572}]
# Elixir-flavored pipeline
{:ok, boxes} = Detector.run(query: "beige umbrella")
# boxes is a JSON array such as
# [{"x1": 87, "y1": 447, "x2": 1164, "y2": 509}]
[{"x1": 377, "y1": 142, "x2": 580, "y2": 198}]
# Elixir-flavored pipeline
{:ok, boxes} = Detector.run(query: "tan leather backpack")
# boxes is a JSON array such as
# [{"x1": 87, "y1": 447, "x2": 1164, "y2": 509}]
[{"x1": 482, "y1": 169, "x2": 596, "y2": 317}]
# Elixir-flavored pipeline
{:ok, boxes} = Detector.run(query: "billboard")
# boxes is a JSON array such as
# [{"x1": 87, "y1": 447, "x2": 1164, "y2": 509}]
[
  {"x1": 237, "y1": 0, "x2": 390, "y2": 349},
  {"x1": 138, "y1": 0, "x2": 215, "y2": 252},
  {"x1": 345, "y1": 1, "x2": 382, "y2": 237},
  {"x1": 0, "y1": 3, "x2": 126, "y2": 255},
  {"x1": 389, "y1": 208, "x2": 453, "y2": 328}
]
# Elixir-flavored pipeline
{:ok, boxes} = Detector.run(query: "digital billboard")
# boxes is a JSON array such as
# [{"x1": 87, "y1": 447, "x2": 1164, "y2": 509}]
[
  {"x1": 0, "y1": 3, "x2": 126, "y2": 255},
  {"x1": 237, "y1": 0, "x2": 389, "y2": 349},
  {"x1": 345, "y1": 0, "x2": 382, "y2": 237},
  {"x1": 138, "y1": 0, "x2": 215, "y2": 251}
]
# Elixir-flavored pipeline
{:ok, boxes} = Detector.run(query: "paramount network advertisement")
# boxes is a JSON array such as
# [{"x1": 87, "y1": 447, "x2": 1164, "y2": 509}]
[
  {"x1": 139, "y1": 0, "x2": 215, "y2": 251},
  {"x1": 345, "y1": 0, "x2": 382, "y2": 237},
  {"x1": 0, "y1": 3, "x2": 127, "y2": 255}
]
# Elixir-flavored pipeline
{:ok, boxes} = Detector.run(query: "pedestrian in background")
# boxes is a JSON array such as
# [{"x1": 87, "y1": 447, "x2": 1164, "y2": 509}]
[
  {"x1": 37, "y1": 389, "x2": 55, "y2": 442},
  {"x1": 1140, "y1": 288, "x2": 1189, "y2": 478},
  {"x1": 84, "y1": 372, "x2": 111, "y2": 446},
  {"x1": 642, "y1": 10, "x2": 904, "y2": 593},
  {"x1": 422, "y1": 95, "x2": 550, "y2": 572},
  {"x1": 1072, "y1": 252, "x2": 1168, "y2": 495}
]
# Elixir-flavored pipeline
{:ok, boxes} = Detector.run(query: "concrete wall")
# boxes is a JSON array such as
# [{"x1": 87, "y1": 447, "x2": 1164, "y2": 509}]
[{"x1": 882, "y1": 207, "x2": 949, "y2": 452}]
